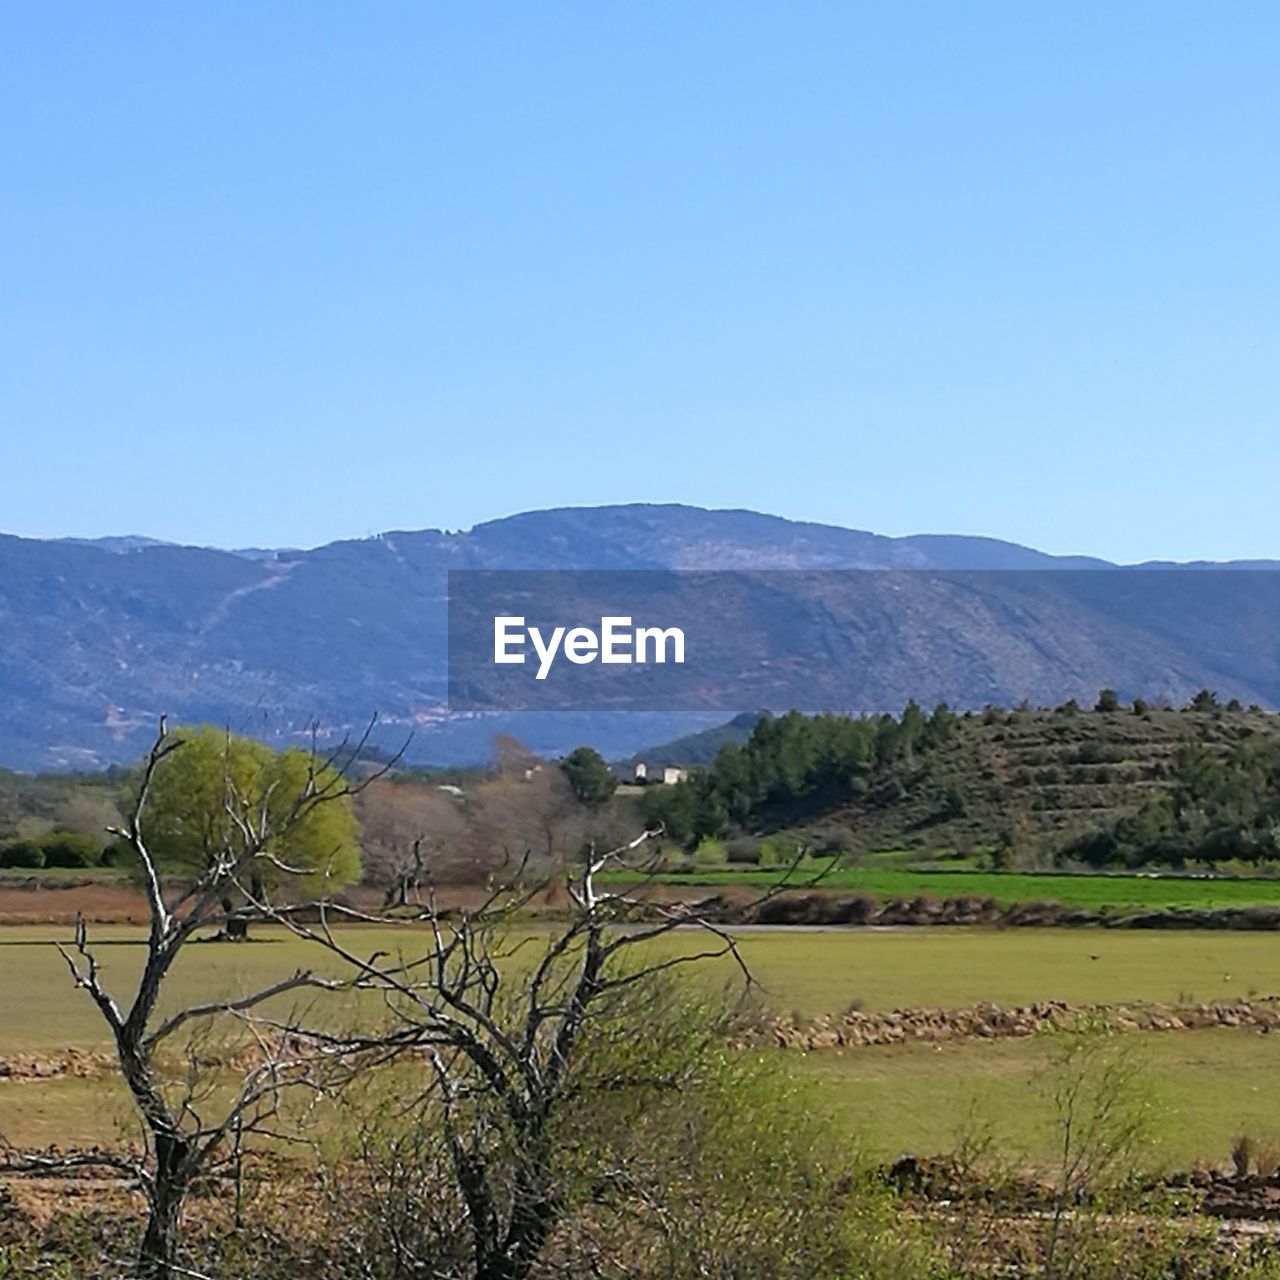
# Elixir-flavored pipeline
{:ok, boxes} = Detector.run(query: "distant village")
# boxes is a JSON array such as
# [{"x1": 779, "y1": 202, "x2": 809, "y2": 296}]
[
  {"x1": 626, "y1": 761, "x2": 688, "y2": 787},
  {"x1": 506, "y1": 760, "x2": 688, "y2": 788}
]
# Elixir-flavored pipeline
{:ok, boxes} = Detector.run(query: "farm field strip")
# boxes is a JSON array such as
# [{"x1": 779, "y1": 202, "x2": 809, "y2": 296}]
[
  {"x1": 4, "y1": 1021, "x2": 1280, "y2": 1168},
  {"x1": 7, "y1": 925, "x2": 1280, "y2": 1049},
  {"x1": 793, "y1": 1026, "x2": 1280, "y2": 1170},
  {"x1": 7, "y1": 925, "x2": 1280, "y2": 1166},
  {"x1": 602, "y1": 865, "x2": 1280, "y2": 910}
]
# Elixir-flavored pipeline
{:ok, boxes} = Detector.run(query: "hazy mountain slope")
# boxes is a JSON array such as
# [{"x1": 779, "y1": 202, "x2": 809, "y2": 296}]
[
  {"x1": 0, "y1": 505, "x2": 1275, "y2": 770},
  {"x1": 617, "y1": 711, "x2": 767, "y2": 771}
]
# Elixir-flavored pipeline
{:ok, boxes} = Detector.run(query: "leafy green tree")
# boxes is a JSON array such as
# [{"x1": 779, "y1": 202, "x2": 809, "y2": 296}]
[
  {"x1": 558, "y1": 746, "x2": 618, "y2": 810},
  {"x1": 899, "y1": 699, "x2": 927, "y2": 745},
  {"x1": 691, "y1": 837, "x2": 728, "y2": 867},
  {"x1": 692, "y1": 792, "x2": 730, "y2": 843},
  {"x1": 924, "y1": 702, "x2": 959, "y2": 746},
  {"x1": 941, "y1": 782, "x2": 967, "y2": 820},
  {"x1": 1095, "y1": 688, "x2": 1120, "y2": 713},
  {"x1": 139, "y1": 726, "x2": 361, "y2": 896},
  {"x1": 709, "y1": 742, "x2": 753, "y2": 823},
  {"x1": 874, "y1": 716, "x2": 903, "y2": 766},
  {"x1": 40, "y1": 830, "x2": 103, "y2": 868},
  {"x1": 642, "y1": 779, "x2": 700, "y2": 846}
]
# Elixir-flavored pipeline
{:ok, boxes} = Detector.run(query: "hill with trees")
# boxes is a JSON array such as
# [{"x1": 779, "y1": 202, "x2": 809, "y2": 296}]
[{"x1": 639, "y1": 695, "x2": 1280, "y2": 871}]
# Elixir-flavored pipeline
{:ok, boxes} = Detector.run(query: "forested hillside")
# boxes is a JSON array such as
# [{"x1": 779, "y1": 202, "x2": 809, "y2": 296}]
[{"x1": 640, "y1": 695, "x2": 1280, "y2": 869}]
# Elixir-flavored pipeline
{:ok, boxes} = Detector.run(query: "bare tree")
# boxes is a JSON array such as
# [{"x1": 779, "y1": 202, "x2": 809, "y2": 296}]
[
  {"x1": 357, "y1": 777, "x2": 470, "y2": 899},
  {"x1": 264, "y1": 832, "x2": 805, "y2": 1280},
  {"x1": 35, "y1": 718, "x2": 388, "y2": 1279},
  {"x1": 54, "y1": 787, "x2": 124, "y2": 842},
  {"x1": 467, "y1": 758, "x2": 585, "y2": 871},
  {"x1": 359, "y1": 750, "x2": 602, "y2": 898}
]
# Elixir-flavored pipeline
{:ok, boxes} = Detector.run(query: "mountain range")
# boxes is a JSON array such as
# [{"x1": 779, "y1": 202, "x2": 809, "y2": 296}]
[{"x1": 1, "y1": 504, "x2": 1277, "y2": 771}]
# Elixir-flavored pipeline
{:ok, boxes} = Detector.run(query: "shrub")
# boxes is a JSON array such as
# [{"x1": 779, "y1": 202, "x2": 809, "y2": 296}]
[
  {"x1": 99, "y1": 837, "x2": 134, "y2": 867},
  {"x1": 691, "y1": 838, "x2": 728, "y2": 867},
  {"x1": 1061, "y1": 829, "x2": 1121, "y2": 869},
  {"x1": 987, "y1": 843, "x2": 1013, "y2": 870},
  {"x1": 878, "y1": 778, "x2": 906, "y2": 805},
  {"x1": 1256, "y1": 1141, "x2": 1280, "y2": 1177},
  {"x1": 321, "y1": 1016, "x2": 940, "y2": 1280},
  {"x1": 941, "y1": 783, "x2": 967, "y2": 819},
  {"x1": 0, "y1": 839, "x2": 44, "y2": 869},
  {"x1": 758, "y1": 837, "x2": 802, "y2": 867},
  {"x1": 725, "y1": 836, "x2": 761, "y2": 865},
  {"x1": 41, "y1": 830, "x2": 103, "y2": 868},
  {"x1": 1095, "y1": 688, "x2": 1120, "y2": 713},
  {"x1": 807, "y1": 824, "x2": 856, "y2": 856}
]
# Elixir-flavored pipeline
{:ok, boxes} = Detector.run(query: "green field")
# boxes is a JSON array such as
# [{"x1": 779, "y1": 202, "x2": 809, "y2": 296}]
[
  {"x1": 7, "y1": 924, "x2": 1280, "y2": 1052},
  {"x1": 6, "y1": 924, "x2": 1280, "y2": 1165},
  {"x1": 604, "y1": 864, "x2": 1280, "y2": 911},
  {"x1": 794, "y1": 1027, "x2": 1280, "y2": 1171}
]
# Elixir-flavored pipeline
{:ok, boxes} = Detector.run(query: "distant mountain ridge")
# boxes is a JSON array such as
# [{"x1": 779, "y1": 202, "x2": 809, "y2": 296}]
[{"x1": 0, "y1": 504, "x2": 1277, "y2": 771}]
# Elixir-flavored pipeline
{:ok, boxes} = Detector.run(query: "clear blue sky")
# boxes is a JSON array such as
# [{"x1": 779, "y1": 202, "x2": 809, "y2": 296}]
[{"x1": 2, "y1": 3, "x2": 1277, "y2": 563}]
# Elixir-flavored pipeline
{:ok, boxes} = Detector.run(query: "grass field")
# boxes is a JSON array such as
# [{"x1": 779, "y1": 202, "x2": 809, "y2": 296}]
[
  {"x1": 794, "y1": 1027, "x2": 1280, "y2": 1171},
  {"x1": 604, "y1": 864, "x2": 1280, "y2": 911},
  {"x1": 7, "y1": 924, "x2": 1280, "y2": 1052},
  {"x1": 5, "y1": 924, "x2": 1280, "y2": 1164}
]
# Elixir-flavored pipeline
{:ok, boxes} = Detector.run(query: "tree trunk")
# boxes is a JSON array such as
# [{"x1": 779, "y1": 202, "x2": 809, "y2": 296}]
[
  {"x1": 137, "y1": 1134, "x2": 191, "y2": 1280},
  {"x1": 480, "y1": 1146, "x2": 555, "y2": 1280},
  {"x1": 492, "y1": 1202, "x2": 555, "y2": 1280}
]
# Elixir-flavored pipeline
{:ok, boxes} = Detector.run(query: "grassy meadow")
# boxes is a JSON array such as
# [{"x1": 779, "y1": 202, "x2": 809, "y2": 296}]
[
  {"x1": 795, "y1": 1027, "x2": 1280, "y2": 1171},
  {"x1": 5, "y1": 923, "x2": 1280, "y2": 1166},
  {"x1": 7, "y1": 924, "x2": 1280, "y2": 1050}
]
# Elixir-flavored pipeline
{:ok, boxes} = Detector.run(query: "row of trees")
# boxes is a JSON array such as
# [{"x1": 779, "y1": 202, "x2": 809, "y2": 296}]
[
  {"x1": 355, "y1": 738, "x2": 631, "y2": 902},
  {"x1": 0, "y1": 827, "x2": 105, "y2": 868},
  {"x1": 0, "y1": 727, "x2": 622, "y2": 891}
]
